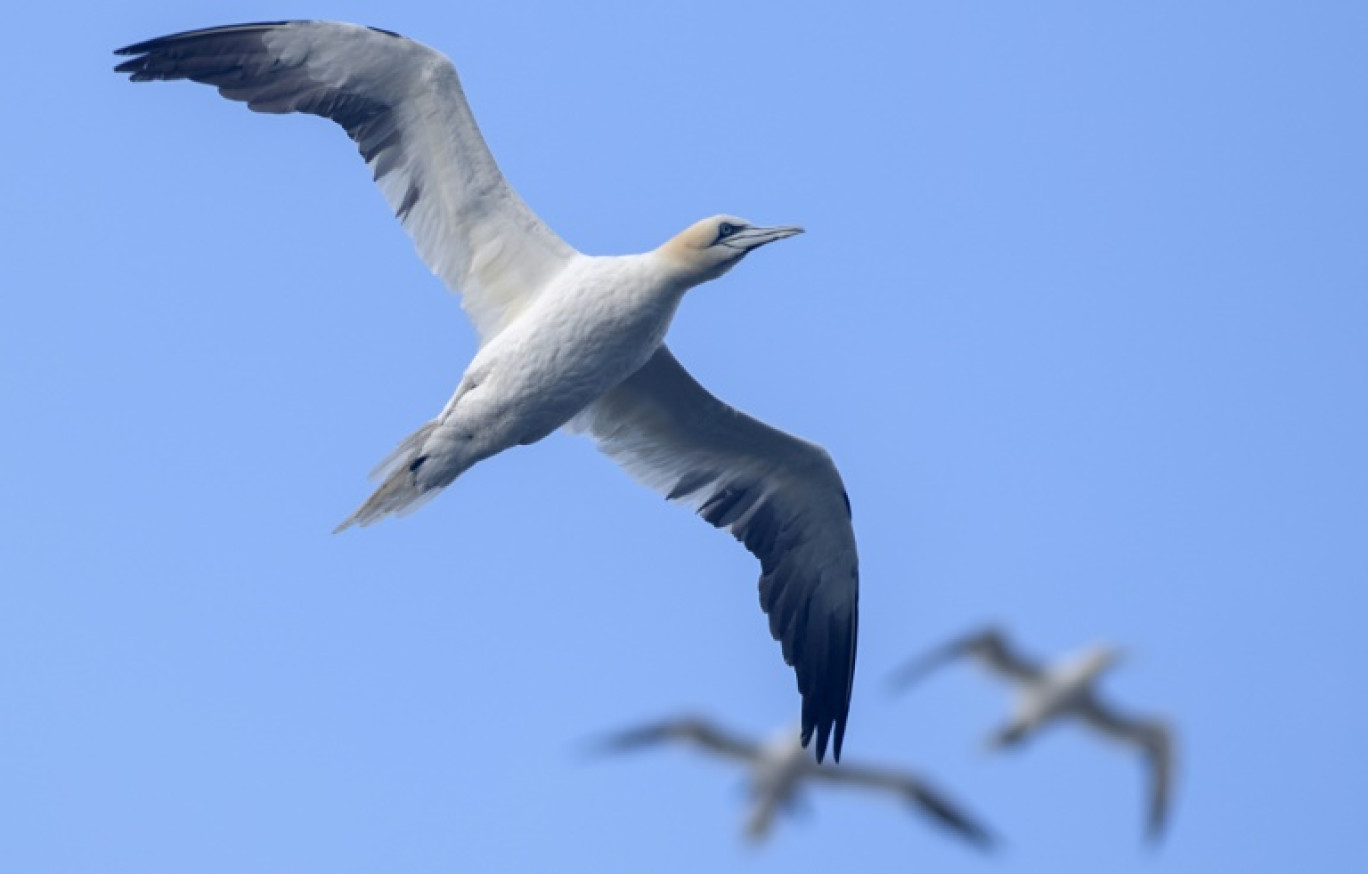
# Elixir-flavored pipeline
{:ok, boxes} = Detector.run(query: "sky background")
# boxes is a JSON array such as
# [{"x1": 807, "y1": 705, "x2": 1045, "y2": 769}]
[{"x1": 4, "y1": 1, "x2": 1366, "y2": 871}]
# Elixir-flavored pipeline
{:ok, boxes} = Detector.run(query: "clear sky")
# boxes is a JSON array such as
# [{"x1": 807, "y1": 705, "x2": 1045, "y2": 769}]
[{"x1": 4, "y1": 1, "x2": 1366, "y2": 871}]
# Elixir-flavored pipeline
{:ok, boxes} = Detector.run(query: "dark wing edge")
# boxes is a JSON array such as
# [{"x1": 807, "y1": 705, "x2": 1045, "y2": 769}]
[
  {"x1": 1077, "y1": 694, "x2": 1176, "y2": 843},
  {"x1": 114, "y1": 21, "x2": 575, "y2": 341},
  {"x1": 803, "y1": 761, "x2": 997, "y2": 850},
  {"x1": 567, "y1": 346, "x2": 859, "y2": 763},
  {"x1": 888, "y1": 625, "x2": 1043, "y2": 690},
  {"x1": 114, "y1": 22, "x2": 414, "y2": 202},
  {"x1": 587, "y1": 716, "x2": 762, "y2": 763}
]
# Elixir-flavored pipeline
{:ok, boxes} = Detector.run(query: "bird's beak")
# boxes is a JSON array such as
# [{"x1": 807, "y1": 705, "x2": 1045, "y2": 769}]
[{"x1": 724, "y1": 225, "x2": 804, "y2": 251}]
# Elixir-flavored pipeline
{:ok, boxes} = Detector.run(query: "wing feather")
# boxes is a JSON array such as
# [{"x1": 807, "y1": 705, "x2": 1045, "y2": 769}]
[
  {"x1": 568, "y1": 347, "x2": 859, "y2": 762},
  {"x1": 115, "y1": 20, "x2": 575, "y2": 341},
  {"x1": 889, "y1": 626, "x2": 1044, "y2": 689},
  {"x1": 801, "y1": 760, "x2": 996, "y2": 849},
  {"x1": 1077, "y1": 694, "x2": 1175, "y2": 841},
  {"x1": 592, "y1": 716, "x2": 762, "y2": 763}
]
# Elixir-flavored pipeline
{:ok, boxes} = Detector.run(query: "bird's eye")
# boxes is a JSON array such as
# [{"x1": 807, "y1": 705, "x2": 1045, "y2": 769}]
[{"x1": 719, "y1": 222, "x2": 736, "y2": 237}]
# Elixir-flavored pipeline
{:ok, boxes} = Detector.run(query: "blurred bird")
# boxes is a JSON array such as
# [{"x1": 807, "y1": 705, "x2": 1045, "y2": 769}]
[
  {"x1": 592, "y1": 716, "x2": 996, "y2": 849},
  {"x1": 890, "y1": 627, "x2": 1175, "y2": 841},
  {"x1": 114, "y1": 21, "x2": 857, "y2": 761}
]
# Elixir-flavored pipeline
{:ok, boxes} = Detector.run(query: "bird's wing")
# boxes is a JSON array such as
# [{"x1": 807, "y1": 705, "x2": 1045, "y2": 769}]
[
  {"x1": 591, "y1": 716, "x2": 761, "y2": 764},
  {"x1": 566, "y1": 346, "x2": 859, "y2": 763},
  {"x1": 800, "y1": 760, "x2": 996, "y2": 850},
  {"x1": 1076, "y1": 693, "x2": 1175, "y2": 842},
  {"x1": 888, "y1": 626, "x2": 1043, "y2": 689},
  {"x1": 114, "y1": 21, "x2": 576, "y2": 342}
]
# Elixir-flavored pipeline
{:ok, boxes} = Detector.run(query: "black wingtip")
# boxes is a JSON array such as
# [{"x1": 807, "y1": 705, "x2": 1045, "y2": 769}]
[
  {"x1": 1144, "y1": 818, "x2": 1169, "y2": 847},
  {"x1": 575, "y1": 731, "x2": 648, "y2": 762},
  {"x1": 799, "y1": 699, "x2": 839, "y2": 765},
  {"x1": 969, "y1": 829, "x2": 999, "y2": 853},
  {"x1": 113, "y1": 21, "x2": 294, "y2": 58},
  {"x1": 800, "y1": 669, "x2": 853, "y2": 764},
  {"x1": 963, "y1": 813, "x2": 1000, "y2": 852},
  {"x1": 801, "y1": 719, "x2": 831, "y2": 764},
  {"x1": 946, "y1": 820, "x2": 998, "y2": 853},
  {"x1": 113, "y1": 21, "x2": 408, "y2": 63},
  {"x1": 797, "y1": 604, "x2": 856, "y2": 764},
  {"x1": 910, "y1": 791, "x2": 1001, "y2": 852},
  {"x1": 804, "y1": 709, "x2": 846, "y2": 764}
]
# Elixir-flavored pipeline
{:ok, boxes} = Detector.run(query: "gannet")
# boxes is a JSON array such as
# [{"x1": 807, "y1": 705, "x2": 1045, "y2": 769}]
[
  {"x1": 593, "y1": 716, "x2": 995, "y2": 849},
  {"x1": 114, "y1": 21, "x2": 858, "y2": 761},
  {"x1": 890, "y1": 627, "x2": 1176, "y2": 841}
]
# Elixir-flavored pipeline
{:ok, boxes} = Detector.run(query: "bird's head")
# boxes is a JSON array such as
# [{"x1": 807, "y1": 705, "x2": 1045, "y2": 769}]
[
  {"x1": 1081, "y1": 644, "x2": 1125, "y2": 677},
  {"x1": 659, "y1": 214, "x2": 803, "y2": 283}
]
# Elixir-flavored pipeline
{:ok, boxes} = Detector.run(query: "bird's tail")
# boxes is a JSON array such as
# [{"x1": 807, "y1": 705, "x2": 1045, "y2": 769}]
[{"x1": 333, "y1": 421, "x2": 445, "y2": 532}]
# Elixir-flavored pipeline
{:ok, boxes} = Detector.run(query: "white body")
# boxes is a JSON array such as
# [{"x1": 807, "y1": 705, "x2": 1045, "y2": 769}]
[
  {"x1": 415, "y1": 253, "x2": 688, "y2": 491},
  {"x1": 744, "y1": 730, "x2": 809, "y2": 840},
  {"x1": 1003, "y1": 647, "x2": 1116, "y2": 737}
]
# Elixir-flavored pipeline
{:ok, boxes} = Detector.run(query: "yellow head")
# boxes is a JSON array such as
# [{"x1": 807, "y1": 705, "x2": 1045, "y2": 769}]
[{"x1": 658, "y1": 214, "x2": 803, "y2": 284}]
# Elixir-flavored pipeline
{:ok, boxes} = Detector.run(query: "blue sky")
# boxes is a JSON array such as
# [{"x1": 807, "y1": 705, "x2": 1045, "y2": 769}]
[{"x1": 4, "y1": 1, "x2": 1366, "y2": 871}]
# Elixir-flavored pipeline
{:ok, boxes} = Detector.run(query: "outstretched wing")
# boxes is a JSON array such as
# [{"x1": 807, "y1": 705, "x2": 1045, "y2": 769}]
[
  {"x1": 1077, "y1": 694, "x2": 1176, "y2": 842},
  {"x1": 567, "y1": 346, "x2": 859, "y2": 763},
  {"x1": 115, "y1": 21, "x2": 576, "y2": 341},
  {"x1": 589, "y1": 715, "x2": 762, "y2": 764},
  {"x1": 888, "y1": 626, "x2": 1044, "y2": 690},
  {"x1": 801, "y1": 760, "x2": 996, "y2": 850}
]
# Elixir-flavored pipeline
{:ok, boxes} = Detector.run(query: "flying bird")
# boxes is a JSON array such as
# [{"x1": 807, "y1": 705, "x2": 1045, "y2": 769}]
[
  {"x1": 890, "y1": 627, "x2": 1176, "y2": 841},
  {"x1": 114, "y1": 21, "x2": 858, "y2": 761},
  {"x1": 592, "y1": 716, "x2": 996, "y2": 849}
]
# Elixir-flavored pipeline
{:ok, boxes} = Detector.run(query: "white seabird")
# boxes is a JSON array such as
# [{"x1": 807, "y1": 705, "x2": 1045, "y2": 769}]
[
  {"x1": 593, "y1": 716, "x2": 996, "y2": 849},
  {"x1": 114, "y1": 21, "x2": 858, "y2": 760},
  {"x1": 890, "y1": 627, "x2": 1176, "y2": 841}
]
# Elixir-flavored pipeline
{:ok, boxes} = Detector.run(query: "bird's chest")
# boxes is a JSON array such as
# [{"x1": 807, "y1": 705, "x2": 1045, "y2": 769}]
[
  {"x1": 473, "y1": 267, "x2": 680, "y2": 436},
  {"x1": 1021, "y1": 676, "x2": 1087, "y2": 720},
  {"x1": 515, "y1": 280, "x2": 674, "y2": 387},
  {"x1": 543, "y1": 284, "x2": 673, "y2": 371}
]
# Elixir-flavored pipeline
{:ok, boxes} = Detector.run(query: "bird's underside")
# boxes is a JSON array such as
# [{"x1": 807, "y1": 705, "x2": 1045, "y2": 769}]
[{"x1": 114, "y1": 19, "x2": 859, "y2": 761}]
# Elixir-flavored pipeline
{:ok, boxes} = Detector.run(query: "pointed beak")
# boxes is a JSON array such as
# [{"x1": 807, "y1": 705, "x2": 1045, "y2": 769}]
[{"x1": 725, "y1": 225, "x2": 804, "y2": 251}]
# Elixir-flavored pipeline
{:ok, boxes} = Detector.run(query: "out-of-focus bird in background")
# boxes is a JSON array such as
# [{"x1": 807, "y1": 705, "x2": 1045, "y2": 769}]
[
  {"x1": 591, "y1": 715, "x2": 996, "y2": 850},
  {"x1": 891, "y1": 627, "x2": 1176, "y2": 842}
]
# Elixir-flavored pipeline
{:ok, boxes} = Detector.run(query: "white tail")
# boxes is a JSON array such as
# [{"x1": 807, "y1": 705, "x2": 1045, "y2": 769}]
[{"x1": 333, "y1": 421, "x2": 445, "y2": 532}]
